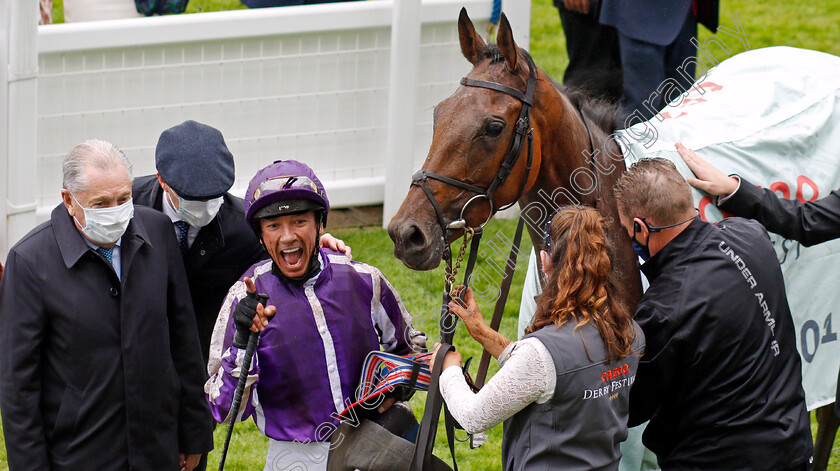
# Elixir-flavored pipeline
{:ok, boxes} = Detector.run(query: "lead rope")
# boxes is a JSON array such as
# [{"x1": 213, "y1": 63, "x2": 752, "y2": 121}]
[
  {"x1": 412, "y1": 226, "x2": 484, "y2": 471},
  {"x1": 411, "y1": 49, "x2": 538, "y2": 471},
  {"x1": 444, "y1": 227, "x2": 475, "y2": 296}
]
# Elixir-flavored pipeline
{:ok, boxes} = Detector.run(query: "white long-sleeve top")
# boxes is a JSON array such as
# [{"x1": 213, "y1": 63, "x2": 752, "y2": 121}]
[{"x1": 439, "y1": 337, "x2": 557, "y2": 434}]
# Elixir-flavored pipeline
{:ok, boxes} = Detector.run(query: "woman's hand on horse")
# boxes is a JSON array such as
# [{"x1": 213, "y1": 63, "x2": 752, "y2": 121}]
[
  {"x1": 676, "y1": 142, "x2": 739, "y2": 196},
  {"x1": 448, "y1": 287, "x2": 489, "y2": 340},
  {"x1": 430, "y1": 343, "x2": 463, "y2": 373}
]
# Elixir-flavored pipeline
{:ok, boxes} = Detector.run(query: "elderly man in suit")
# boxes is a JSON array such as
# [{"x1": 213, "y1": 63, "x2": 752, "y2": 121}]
[{"x1": 0, "y1": 139, "x2": 213, "y2": 471}]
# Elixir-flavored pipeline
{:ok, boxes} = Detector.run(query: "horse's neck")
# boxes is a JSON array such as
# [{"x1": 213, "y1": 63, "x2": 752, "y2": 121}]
[
  {"x1": 522, "y1": 87, "x2": 602, "y2": 216},
  {"x1": 519, "y1": 84, "x2": 641, "y2": 306}
]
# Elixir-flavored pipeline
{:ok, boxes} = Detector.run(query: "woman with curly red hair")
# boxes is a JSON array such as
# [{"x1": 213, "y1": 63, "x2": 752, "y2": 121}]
[{"x1": 432, "y1": 205, "x2": 645, "y2": 470}]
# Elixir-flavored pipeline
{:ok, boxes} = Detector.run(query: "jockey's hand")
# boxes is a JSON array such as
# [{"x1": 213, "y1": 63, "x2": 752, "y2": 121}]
[
  {"x1": 430, "y1": 343, "x2": 463, "y2": 374},
  {"x1": 377, "y1": 397, "x2": 396, "y2": 414},
  {"x1": 564, "y1": 0, "x2": 590, "y2": 14},
  {"x1": 232, "y1": 277, "x2": 277, "y2": 348},
  {"x1": 320, "y1": 233, "x2": 352, "y2": 260},
  {"x1": 676, "y1": 142, "x2": 739, "y2": 197}
]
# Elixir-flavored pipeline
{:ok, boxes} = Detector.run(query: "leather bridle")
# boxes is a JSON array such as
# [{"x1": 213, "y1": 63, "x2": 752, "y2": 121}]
[
  {"x1": 410, "y1": 51, "x2": 538, "y2": 255},
  {"x1": 410, "y1": 50, "x2": 538, "y2": 471}
]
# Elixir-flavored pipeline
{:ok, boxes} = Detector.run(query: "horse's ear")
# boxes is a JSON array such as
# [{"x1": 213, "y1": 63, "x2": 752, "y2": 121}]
[
  {"x1": 496, "y1": 13, "x2": 518, "y2": 71},
  {"x1": 458, "y1": 7, "x2": 487, "y2": 65}
]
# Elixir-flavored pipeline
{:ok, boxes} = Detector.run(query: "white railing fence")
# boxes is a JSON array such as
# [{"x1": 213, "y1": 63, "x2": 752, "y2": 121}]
[{"x1": 0, "y1": 0, "x2": 531, "y2": 260}]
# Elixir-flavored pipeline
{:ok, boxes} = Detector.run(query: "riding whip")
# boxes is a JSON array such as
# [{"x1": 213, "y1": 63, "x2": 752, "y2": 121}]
[{"x1": 218, "y1": 293, "x2": 269, "y2": 471}]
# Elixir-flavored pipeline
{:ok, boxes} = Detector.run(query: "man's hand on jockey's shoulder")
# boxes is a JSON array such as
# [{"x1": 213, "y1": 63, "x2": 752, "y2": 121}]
[
  {"x1": 232, "y1": 277, "x2": 277, "y2": 348},
  {"x1": 563, "y1": 0, "x2": 590, "y2": 14},
  {"x1": 320, "y1": 233, "x2": 352, "y2": 260}
]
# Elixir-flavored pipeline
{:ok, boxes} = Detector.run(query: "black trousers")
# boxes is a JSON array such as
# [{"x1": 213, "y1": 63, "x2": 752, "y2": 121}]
[{"x1": 556, "y1": 0, "x2": 623, "y2": 103}]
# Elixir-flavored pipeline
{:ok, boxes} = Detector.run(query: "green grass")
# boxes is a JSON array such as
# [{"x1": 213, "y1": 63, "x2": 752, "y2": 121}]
[{"x1": 15, "y1": 0, "x2": 840, "y2": 469}]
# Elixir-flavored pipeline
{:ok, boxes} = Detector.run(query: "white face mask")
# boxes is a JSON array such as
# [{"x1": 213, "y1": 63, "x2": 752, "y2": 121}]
[
  {"x1": 170, "y1": 193, "x2": 223, "y2": 228},
  {"x1": 72, "y1": 194, "x2": 134, "y2": 245}
]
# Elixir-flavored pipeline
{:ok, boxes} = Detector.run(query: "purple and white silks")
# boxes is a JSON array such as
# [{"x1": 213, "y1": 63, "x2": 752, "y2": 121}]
[{"x1": 205, "y1": 249, "x2": 425, "y2": 443}]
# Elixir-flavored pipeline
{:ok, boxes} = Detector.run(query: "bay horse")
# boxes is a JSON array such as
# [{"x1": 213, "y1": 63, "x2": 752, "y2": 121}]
[
  {"x1": 387, "y1": 8, "x2": 838, "y2": 471},
  {"x1": 387, "y1": 9, "x2": 641, "y2": 304}
]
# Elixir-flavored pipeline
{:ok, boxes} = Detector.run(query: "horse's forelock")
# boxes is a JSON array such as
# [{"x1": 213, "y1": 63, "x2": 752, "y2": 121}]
[{"x1": 483, "y1": 43, "x2": 507, "y2": 65}]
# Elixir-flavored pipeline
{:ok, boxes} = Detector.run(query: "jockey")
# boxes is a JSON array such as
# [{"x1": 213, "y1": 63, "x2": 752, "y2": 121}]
[{"x1": 205, "y1": 160, "x2": 426, "y2": 471}]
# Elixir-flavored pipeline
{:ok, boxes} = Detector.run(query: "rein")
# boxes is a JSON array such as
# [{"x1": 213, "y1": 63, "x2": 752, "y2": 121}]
[{"x1": 410, "y1": 51, "x2": 537, "y2": 471}]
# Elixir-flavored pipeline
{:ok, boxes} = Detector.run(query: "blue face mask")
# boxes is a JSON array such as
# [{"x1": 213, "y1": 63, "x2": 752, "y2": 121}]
[
  {"x1": 631, "y1": 219, "x2": 652, "y2": 262},
  {"x1": 632, "y1": 240, "x2": 651, "y2": 262}
]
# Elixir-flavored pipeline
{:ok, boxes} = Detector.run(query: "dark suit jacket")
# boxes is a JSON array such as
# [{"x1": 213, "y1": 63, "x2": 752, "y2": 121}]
[
  {"x1": 0, "y1": 205, "x2": 213, "y2": 471},
  {"x1": 720, "y1": 176, "x2": 840, "y2": 247},
  {"x1": 600, "y1": 0, "x2": 719, "y2": 46},
  {"x1": 132, "y1": 175, "x2": 266, "y2": 363}
]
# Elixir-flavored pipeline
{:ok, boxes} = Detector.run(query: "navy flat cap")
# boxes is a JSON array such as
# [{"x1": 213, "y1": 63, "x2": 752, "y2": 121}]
[{"x1": 155, "y1": 120, "x2": 235, "y2": 200}]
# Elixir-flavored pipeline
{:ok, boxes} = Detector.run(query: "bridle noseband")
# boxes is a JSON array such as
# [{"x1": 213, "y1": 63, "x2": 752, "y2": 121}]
[{"x1": 410, "y1": 51, "x2": 538, "y2": 256}]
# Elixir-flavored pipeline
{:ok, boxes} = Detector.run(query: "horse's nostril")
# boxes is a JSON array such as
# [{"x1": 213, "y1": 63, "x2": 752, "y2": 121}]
[{"x1": 406, "y1": 224, "x2": 427, "y2": 250}]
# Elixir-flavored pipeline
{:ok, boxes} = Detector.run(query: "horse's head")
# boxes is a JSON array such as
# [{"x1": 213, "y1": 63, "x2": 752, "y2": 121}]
[{"x1": 388, "y1": 9, "x2": 543, "y2": 270}]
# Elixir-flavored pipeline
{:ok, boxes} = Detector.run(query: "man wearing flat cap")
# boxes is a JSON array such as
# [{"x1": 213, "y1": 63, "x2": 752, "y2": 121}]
[
  {"x1": 134, "y1": 121, "x2": 351, "y2": 470},
  {"x1": 134, "y1": 120, "x2": 351, "y2": 366},
  {"x1": 132, "y1": 121, "x2": 267, "y2": 471},
  {"x1": 133, "y1": 120, "x2": 266, "y2": 366}
]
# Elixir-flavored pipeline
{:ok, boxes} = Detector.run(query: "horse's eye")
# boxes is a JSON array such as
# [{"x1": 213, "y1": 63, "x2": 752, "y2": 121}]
[{"x1": 485, "y1": 121, "x2": 505, "y2": 137}]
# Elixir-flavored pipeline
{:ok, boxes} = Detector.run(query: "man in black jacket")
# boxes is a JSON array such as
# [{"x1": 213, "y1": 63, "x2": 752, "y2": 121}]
[
  {"x1": 678, "y1": 140, "x2": 840, "y2": 431},
  {"x1": 612, "y1": 158, "x2": 813, "y2": 470},
  {"x1": 0, "y1": 139, "x2": 213, "y2": 471},
  {"x1": 132, "y1": 120, "x2": 266, "y2": 365}
]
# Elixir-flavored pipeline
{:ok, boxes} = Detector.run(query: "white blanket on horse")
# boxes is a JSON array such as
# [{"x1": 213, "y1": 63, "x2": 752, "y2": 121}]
[{"x1": 619, "y1": 45, "x2": 840, "y2": 410}]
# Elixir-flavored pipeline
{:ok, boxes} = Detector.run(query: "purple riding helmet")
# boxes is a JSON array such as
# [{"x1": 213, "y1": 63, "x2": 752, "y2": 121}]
[{"x1": 244, "y1": 160, "x2": 330, "y2": 231}]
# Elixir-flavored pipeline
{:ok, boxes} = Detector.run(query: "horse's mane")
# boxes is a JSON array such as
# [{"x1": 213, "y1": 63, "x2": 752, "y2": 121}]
[{"x1": 560, "y1": 85, "x2": 625, "y2": 134}]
